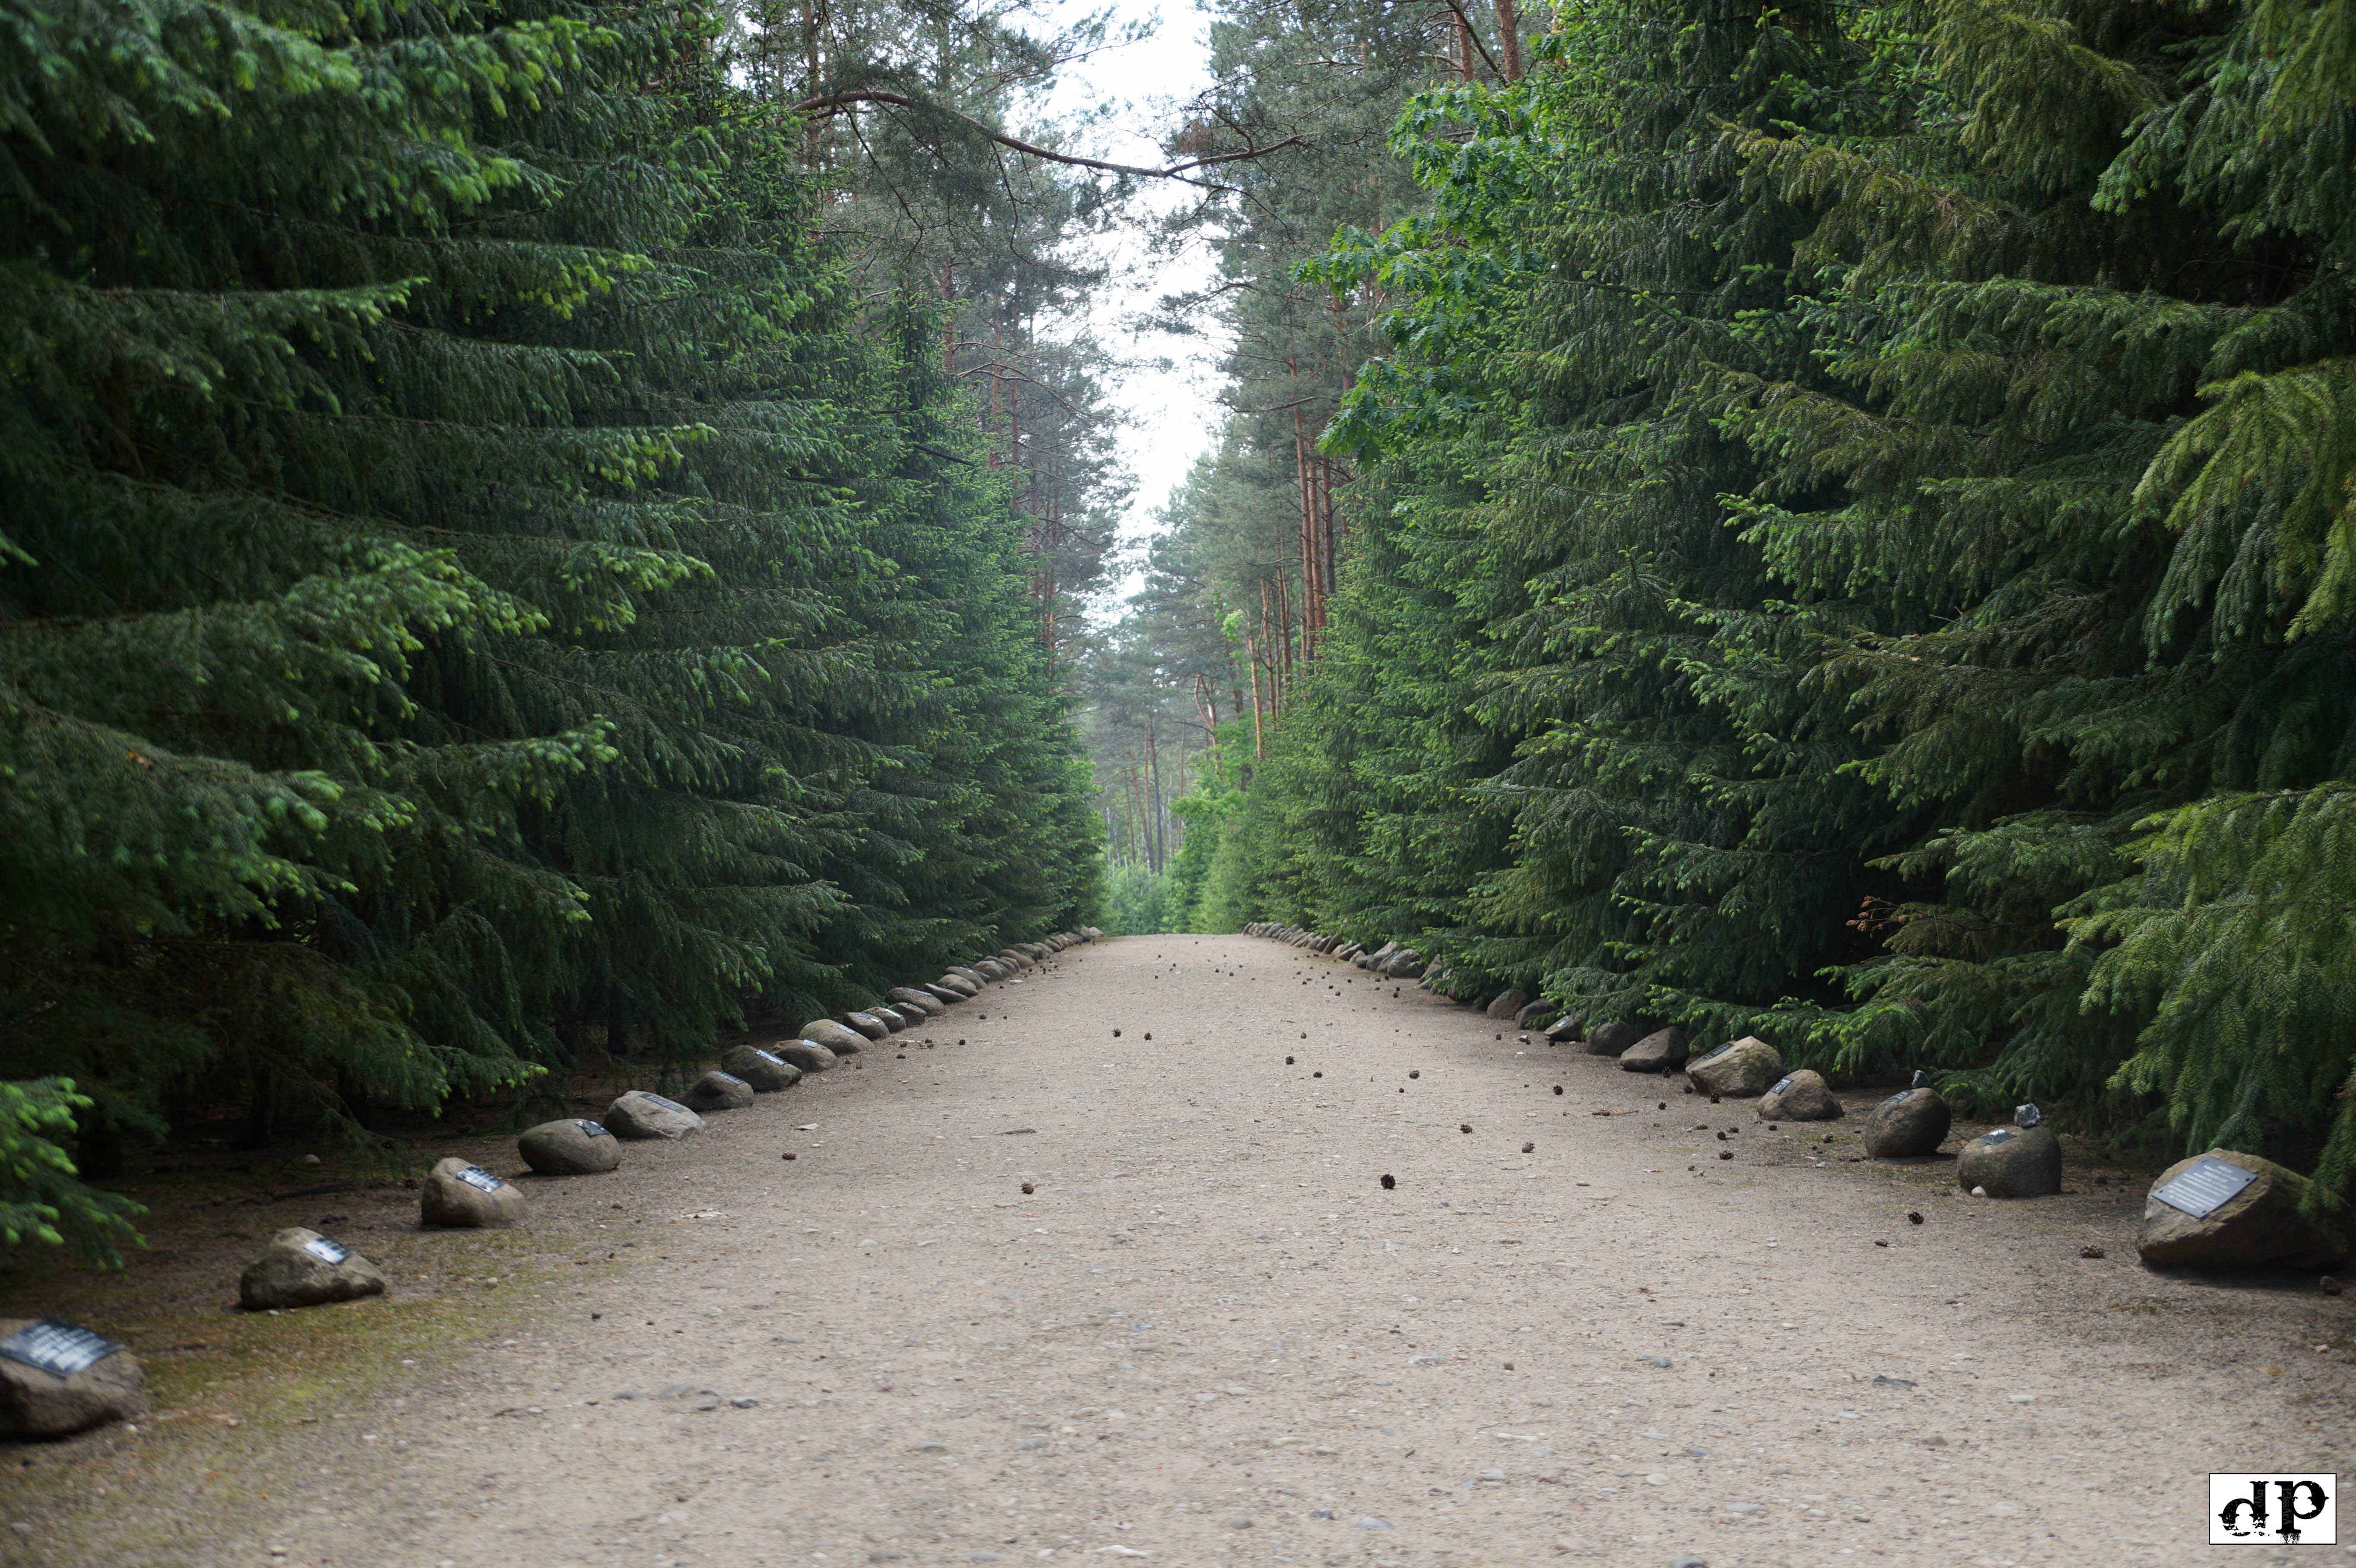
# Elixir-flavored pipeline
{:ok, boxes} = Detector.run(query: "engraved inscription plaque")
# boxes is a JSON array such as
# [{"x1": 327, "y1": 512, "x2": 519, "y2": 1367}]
[
  {"x1": 302, "y1": 1236, "x2": 351, "y2": 1265},
  {"x1": 2153, "y1": 1155, "x2": 2260, "y2": 1219},
  {"x1": 1769, "y1": 1075, "x2": 1795, "y2": 1097},
  {"x1": 453, "y1": 1165, "x2": 504, "y2": 1192},
  {"x1": 578, "y1": 1119, "x2": 611, "y2": 1137},
  {"x1": 0, "y1": 1320, "x2": 123, "y2": 1378}
]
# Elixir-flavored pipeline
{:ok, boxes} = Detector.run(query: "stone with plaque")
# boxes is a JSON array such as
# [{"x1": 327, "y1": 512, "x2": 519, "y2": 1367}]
[
  {"x1": 1618, "y1": 1024, "x2": 1691, "y2": 1074},
  {"x1": 520, "y1": 1117, "x2": 624, "y2": 1176},
  {"x1": 887, "y1": 986, "x2": 945, "y2": 1018},
  {"x1": 686, "y1": 1069, "x2": 755, "y2": 1112},
  {"x1": 799, "y1": 1018, "x2": 868, "y2": 1056},
  {"x1": 1865, "y1": 1084, "x2": 1952, "y2": 1158},
  {"x1": 1543, "y1": 1006, "x2": 1590, "y2": 1045},
  {"x1": 1685, "y1": 1036, "x2": 1783, "y2": 1098},
  {"x1": 603, "y1": 1089, "x2": 706, "y2": 1141},
  {"x1": 2139, "y1": 1150, "x2": 2352, "y2": 1270},
  {"x1": 240, "y1": 1227, "x2": 386, "y2": 1311},
  {"x1": 722, "y1": 1042, "x2": 806, "y2": 1089},
  {"x1": 1957, "y1": 1123, "x2": 2060, "y2": 1198},
  {"x1": 1758, "y1": 1069, "x2": 1843, "y2": 1122},
  {"x1": 1583, "y1": 1020, "x2": 1644, "y2": 1058},
  {"x1": 421, "y1": 1155, "x2": 529, "y2": 1228},
  {"x1": 0, "y1": 1318, "x2": 146, "y2": 1439}
]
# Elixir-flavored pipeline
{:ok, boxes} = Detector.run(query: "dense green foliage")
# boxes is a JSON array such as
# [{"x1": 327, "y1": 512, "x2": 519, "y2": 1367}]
[
  {"x1": 1130, "y1": 0, "x2": 2356, "y2": 1201},
  {"x1": 1, "y1": 0, "x2": 1100, "y2": 1259}
]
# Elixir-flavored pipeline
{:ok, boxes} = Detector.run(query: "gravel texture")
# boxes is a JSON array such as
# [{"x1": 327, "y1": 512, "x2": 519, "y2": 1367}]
[{"x1": 5, "y1": 935, "x2": 2352, "y2": 1567}]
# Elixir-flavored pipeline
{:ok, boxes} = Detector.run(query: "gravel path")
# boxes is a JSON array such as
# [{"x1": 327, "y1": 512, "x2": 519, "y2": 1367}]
[{"x1": 12, "y1": 934, "x2": 2354, "y2": 1568}]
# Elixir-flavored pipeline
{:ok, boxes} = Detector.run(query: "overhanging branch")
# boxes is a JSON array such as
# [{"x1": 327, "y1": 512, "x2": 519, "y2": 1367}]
[{"x1": 789, "y1": 89, "x2": 1308, "y2": 190}]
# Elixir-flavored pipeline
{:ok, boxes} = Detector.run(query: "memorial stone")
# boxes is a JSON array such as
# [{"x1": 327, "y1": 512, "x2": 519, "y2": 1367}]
[
  {"x1": 519, "y1": 1118, "x2": 622, "y2": 1175},
  {"x1": 421, "y1": 1156, "x2": 528, "y2": 1228},
  {"x1": 0, "y1": 1320, "x2": 146, "y2": 1439},
  {"x1": 238, "y1": 1227, "x2": 387, "y2": 1310},
  {"x1": 686, "y1": 1070, "x2": 755, "y2": 1111},
  {"x1": 2138, "y1": 1151, "x2": 2352, "y2": 1270},
  {"x1": 603, "y1": 1090, "x2": 704, "y2": 1140}
]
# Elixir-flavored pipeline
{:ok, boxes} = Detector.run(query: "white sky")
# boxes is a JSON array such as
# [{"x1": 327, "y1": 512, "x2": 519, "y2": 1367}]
[{"x1": 1035, "y1": 0, "x2": 1229, "y2": 609}]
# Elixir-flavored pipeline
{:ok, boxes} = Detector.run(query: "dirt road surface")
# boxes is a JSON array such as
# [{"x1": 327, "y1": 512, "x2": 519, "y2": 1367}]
[{"x1": 10, "y1": 935, "x2": 2353, "y2": 1568}]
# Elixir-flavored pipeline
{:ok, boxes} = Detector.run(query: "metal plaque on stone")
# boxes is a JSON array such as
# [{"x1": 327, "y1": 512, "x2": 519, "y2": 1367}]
[
  {"x1": 1769, "y1": 1076, "x2": 1795, "y2": 1097},
  {"x1": 453, "y1": 1164, "x2": 505, "y2": 1192},
  {"x1": 578, "y1": 1119, "x2": 611, "y2": 1137},
  {"x1": 1693, "y1": 1042, "x2": 1735, "y2": 1067},
  {"x1": 713, "y1": 1072, "x2": 747, "y2": 1088},
  {"x1": 644, "y1": 1094, "x2": 690, "y2": 1114},
  {"x1": 1981, "y1": 1129, "x2": 2015, "y2": 1146},
  {"x1": 0, "y1": 1320, "x2": 123, "y2": 1378},
  {"x1": 1881, "y1": 1090, "x2": 1912, "y2": 1109},
  {"x1": 2153, "y1": 1155, "x2": 2259, "y2": 1219},
  {"x1": 302, "y1": 1236, "x2": 351, "y2": 1265},
  {"x1": 754, "y1": 1050, "x2": 785, "y2": 1066}
]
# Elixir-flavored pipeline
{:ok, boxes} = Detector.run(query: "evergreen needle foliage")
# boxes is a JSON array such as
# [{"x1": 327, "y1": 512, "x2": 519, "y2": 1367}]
[
  {"x1": 1, "y1": 0, "x2": 1099, "y2": 1261},
  {"x1": 1130, "y1": 0, "x2": 2356, "y2": 1210}
]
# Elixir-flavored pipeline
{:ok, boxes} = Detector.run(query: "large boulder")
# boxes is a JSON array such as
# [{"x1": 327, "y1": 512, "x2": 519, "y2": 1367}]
[
  {"x1": 888, "y1": 987, "x2": 945, "y2": 1017},
  {"x1": 238, "y1": 1227, "x2": 386, "y2": 1311},
  {"x1": 0, "y1": 1320, "x2": 146, "y2": 1439},
  {"x1": 868, "y1": 1006, "x2": 915, "y2": 1031},
  {"x1": 421, "y1": 1157, "x2": 528, "y2": 1228},
  {"x1": 921, "y1": 983, "x2": 966, "y2": 1004},
  {"x1": 1544, "y1": 1008, "x2": 1590, "y2": 1045},
  {"x1": 2137, "y1": 1151, "x2": 2351, "y2": 1270},
  {"x1": 1618, "y1": 1025, "x2": 1690, "y2": 1074},
  {"x1": 1584, "y1": 1020, "x2": 1643, "y2": 1057},
  {"x1": 1378, "y1": 949, "x2": 1425, "y2": 979},
  {"x1": 759, "y1": 1039, "x2": 835, "y2": 1075},
  {"x1": 841, "y1": 1011, "x2": 893, "y2": 1040},
  {"x1": 721, "y1": 1044, "x2": 803, "y2": 1090},
  {"x1": 800, "y1": 1018, "x2": 869, "y2": 1055},
  {"x1": 603, "y1": 1090, "x2": 704, "y2": 1141},
  {"x1": 1513, "y1": 1000, "x2": 1557, "y2": 1031},
  {"x1": 1758, "y1": 1070, "x2": 1843, "y2": 1122},
  {"x1": 1956, "y1": 1124, "x2": 2061, "y2": 1198},
  {"x1": 946, "y1": 966, "x2": 986, "y2": 986},
  {"x1": 1355, "y1": 942, "x2": 1400, "y2": 971},
  {"x1": 1485, "y1": 989, "x2": 1530, "y2": 1021},
  {"x1": 1686, "y1": 1036, "x2": 1783, "y2": 1098},
  {"x1": 519, "y1": 1118, "x2": 623, "y2": 1175},
  {"x1": 1865, "y1": 1087, "x2": 1952, "y2": 1158},
  {"x1": 685, "y1": 1070, "x2": 755, "y2": 1111}
]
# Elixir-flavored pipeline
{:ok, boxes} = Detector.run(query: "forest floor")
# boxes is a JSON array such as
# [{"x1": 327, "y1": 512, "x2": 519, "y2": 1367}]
[{"x1": 4, "y1": 935, "x2": 2352, "y2": 1568}]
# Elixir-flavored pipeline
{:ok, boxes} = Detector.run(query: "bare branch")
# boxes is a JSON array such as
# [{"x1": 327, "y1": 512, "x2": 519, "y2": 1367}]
[{"x1": 788, "y1": 89, "x2": 1309, "y2": 190}]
